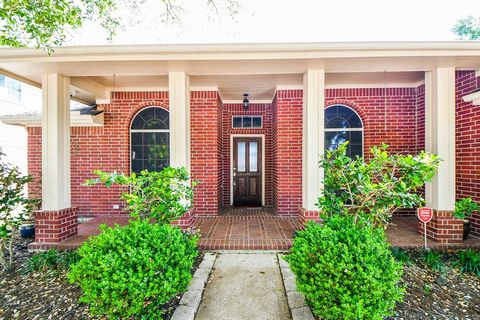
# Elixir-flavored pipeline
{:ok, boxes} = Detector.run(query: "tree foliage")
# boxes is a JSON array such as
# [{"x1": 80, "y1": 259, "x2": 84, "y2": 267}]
[
  {"x1": 0, "y1": 0, "x2": 239, "y2": 53},
  {"x1": 0, "y1": 151, "x2": 39, "y2": 271},
  {"x1": 317, "y1": 143, "x2": 440, "y2": 229},
  {"x1": 452, "y1": 16, "x2": 480, "y2": 40}
]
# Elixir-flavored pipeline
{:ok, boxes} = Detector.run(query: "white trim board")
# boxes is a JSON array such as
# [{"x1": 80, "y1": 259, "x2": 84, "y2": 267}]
[{"x1": 230, "y1": 134, "x2": 266, "y2": 206}]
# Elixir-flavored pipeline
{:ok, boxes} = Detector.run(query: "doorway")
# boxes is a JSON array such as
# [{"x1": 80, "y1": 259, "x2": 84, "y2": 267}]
[{"x1": 231, "y1": 136, "x2": 263, "y2": 206}]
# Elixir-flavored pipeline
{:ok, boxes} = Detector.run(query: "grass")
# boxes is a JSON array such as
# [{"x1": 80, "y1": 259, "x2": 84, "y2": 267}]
[{"x1": 24, "y1": 249, "x2": 80, "y2": 274}]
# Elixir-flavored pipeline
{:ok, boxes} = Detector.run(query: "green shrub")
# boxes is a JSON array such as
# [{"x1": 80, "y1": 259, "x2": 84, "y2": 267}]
[
  {"x1": 286, "y1": 216, "x2": 404, "y2": 320},
  {"x1": 423, "y1": 250, "x2": 445, "y2": 271},
  {"x1": 84, "y1": 167, "x2": 195, "y2": 224},
  {"x1": 318, "y1": 142, "x2": 439, "y2": 228},
  {"x1": 455, "y1": 249, "x2": 480, "y2": 276},
  {"x1": 25, "y1": 249, "x2": 80, "y2": 273},
  {"x1": 454, "y1": 198, "x2": 480, "y2": 220},
  {"x1": 68, "y1": 219, "x2": 199, "y2": 319}
]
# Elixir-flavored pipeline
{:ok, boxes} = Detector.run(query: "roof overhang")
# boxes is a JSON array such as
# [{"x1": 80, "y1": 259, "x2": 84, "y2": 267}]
[{"x1": 1, "y1": 41, "x2": 480, "y2": 103}]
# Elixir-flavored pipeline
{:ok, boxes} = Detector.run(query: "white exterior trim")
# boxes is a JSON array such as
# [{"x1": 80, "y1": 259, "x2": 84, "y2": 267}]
[
  {"x1": 230, "y1": 134, "x2": 266, "y2": 207},
  {"x1": 41, "y1": 74, "x2": 71, "y2": 210},
  {"x1": 424, "y1": 68, "x2": 456, "y2": 211},
  {"x1": 302, "y1": 68, "x2": 325, "y2": 211},
  {"x1": 168, "y1": 72, "x2": 190, "y2": 171}
]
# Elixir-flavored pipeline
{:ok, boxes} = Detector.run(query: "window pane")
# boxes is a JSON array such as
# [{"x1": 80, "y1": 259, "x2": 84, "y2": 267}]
[
  {"x1": 243, "y1": 117, "x2": 252, "y2": 128},
  {"x1": 249, "y1": 142, "x2": 258, "y2": 172},
  {"x1": 131, "y1": 145, "x2": 142, "y2": 160},
  {"x1": 252, "y1": 116, "x2": 262, "y2": 128},
  {"x1": 233, "y1": 117, "x2": 242, "y2": 128},
  {"x1": 325, "y1": 131, "x2": 348, "y2": 152},
  {"x1": 131, "y1": 132, "x2": 143, "y2": 145},
  {"x1": 326, "y1": 117, "x2": 349, "y2": 128},
  {"x1": 237, "y1": 142, "x2": 246, "y2": 171}
]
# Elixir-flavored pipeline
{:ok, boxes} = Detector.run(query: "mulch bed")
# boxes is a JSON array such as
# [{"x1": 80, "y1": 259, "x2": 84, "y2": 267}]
[
  {"x1": 391, "y1": 251, "x2": 480, "y2": 320},
  {"x1": 0, "y1": 238, "x2": 203, "y2": 320}
]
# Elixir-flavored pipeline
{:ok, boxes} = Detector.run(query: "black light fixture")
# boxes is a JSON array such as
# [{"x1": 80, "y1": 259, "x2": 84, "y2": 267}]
[{"x1": 243, "y1": 93, "x2": 250, "y2": 111}]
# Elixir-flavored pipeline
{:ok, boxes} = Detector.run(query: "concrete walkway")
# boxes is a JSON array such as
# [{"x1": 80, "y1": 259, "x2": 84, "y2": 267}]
[{"x1": 195, "y1": 253, "x2": 292, "y2": 320}]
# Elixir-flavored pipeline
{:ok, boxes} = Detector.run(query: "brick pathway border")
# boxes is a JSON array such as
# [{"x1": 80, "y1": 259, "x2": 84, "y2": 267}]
[{"x1": 278, "y1": 254, "x2": 315, "y2": 320}]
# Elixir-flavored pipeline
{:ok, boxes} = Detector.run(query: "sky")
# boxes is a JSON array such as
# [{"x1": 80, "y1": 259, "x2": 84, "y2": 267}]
[{"x1": 68, "y1": 0, "x2": 480, "y2": 45}]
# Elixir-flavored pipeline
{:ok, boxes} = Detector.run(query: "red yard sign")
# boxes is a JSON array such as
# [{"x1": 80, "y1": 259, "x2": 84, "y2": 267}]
[{"x1": 417, "y1": 207, "x2": 433, "y2": 223}]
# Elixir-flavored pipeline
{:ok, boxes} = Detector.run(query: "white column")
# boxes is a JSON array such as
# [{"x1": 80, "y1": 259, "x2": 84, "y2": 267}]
[
  {"x1": 302, "y1": 69, "x2": 325, "y2": 210},
  {"x1": 41, "y1": 74, "x2": 71, "y2": 210},
  {"x1": 424, "y1": 67, "x2": 456, "y2": 211},
  {"x1": 168, "y1": 71, "x2": 190, "y2": 169}
]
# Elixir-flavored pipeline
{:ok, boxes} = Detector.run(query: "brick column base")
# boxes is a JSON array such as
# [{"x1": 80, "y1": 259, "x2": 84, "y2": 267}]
[
  {"x1": 172, "y1": 208, "x2": 196, "y2": 229},
  {"x1": 33, "y1": 207, "x2": 78, "y2": 244},
  {"x1": 418, "y1": 210, "x2": 463, "y2": 244},
  {"x1": 298, "y1": 207, "x2": 322, "y2": 225}
]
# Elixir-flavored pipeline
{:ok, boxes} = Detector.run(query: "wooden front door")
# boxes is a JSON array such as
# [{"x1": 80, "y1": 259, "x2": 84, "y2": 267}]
[{"x1": 233, "y1": 137, "x2": 262, "y2": 206}]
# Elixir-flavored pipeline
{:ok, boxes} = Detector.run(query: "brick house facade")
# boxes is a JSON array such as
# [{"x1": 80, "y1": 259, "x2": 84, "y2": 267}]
[{"x1": 1, "y1": 42, "x2": 479, "y2": 247}]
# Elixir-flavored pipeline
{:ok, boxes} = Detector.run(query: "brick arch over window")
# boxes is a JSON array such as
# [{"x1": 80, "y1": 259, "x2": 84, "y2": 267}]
[{"x1": 125, "y1": 100, "x2": 170, "y2": 128}]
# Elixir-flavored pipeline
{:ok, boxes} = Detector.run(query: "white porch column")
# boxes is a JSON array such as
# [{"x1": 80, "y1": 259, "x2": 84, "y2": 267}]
[
  {"x1": 302, "y1": 69, "x2": 325, "y2": 210},
  {"x1": 168, "y1": 71, "x2": 190, "y2": 170},
  {"x1": 41, "y1": 74, "x2": 71, "y2": 210},
  {"x1": 424, "y1": 67, "x2": 456, "y2": 211}
]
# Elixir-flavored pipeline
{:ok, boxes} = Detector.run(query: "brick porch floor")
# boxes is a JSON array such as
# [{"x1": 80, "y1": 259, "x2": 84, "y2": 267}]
[{"x1": 43, "y1": 209, "x2": 480, "y2": 251}]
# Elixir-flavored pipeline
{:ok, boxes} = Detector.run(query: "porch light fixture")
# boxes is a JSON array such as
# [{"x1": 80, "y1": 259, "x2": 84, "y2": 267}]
[{"x1": 243, "y1": 93, "x2": 250, "y2": 111}]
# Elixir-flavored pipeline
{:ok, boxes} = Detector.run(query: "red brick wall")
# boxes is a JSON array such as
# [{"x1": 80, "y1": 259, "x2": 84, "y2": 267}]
[
  {"x1": 456, "y1": 70, "x2": 480, "y2": 236},
  {"x1": 272, "y1": 90, "x2": 303, "y2": 216},
  {"x1": 190, "y1": 91, "x2": 221, "y2": 215},
  {"x1": 325, "y1": 87, "x2": 425, "y2": 157},
  {"x1": 28, "y1": 92, "x2": 169, "y2": 216},
  {"x1": 221, "y1": 103, "x2": 273, "y2": 207}
]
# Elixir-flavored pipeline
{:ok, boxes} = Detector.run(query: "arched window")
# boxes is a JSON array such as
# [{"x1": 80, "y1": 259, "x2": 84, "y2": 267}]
[
  {"x1": 324, "y1": 105, "x2": 363, "y2": 158},
  {"x1": 130, "y1": 107, "x2": 170, "y2": 173}
]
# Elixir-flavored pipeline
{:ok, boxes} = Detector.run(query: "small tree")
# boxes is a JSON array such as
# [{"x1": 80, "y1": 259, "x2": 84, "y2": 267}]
[
  {"x1": 317, "y1": 143, "x2": 440, "y2": 228},
  {"x1": 84, "y1": 167, "x2": 195, "y2": 224},
  {"x1": 452, "y1": 16, "x2": 480, "y2": 40},
  {"x1": 0, "y1": 152, "x2": 39, "y2": 271}
]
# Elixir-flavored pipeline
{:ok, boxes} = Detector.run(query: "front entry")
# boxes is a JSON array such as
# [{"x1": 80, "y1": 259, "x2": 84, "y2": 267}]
[{"x1": 233, "y1": 137, "x2": 262, "y2": 206}]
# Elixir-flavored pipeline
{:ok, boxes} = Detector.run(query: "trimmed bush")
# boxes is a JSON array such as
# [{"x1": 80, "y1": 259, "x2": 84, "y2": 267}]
[
  {"x1": 286, "y1": 216, "x2": 404, "y2": 320},
  {"x1": 68, "y1": 219, "x2": 199, "y2": 318}
]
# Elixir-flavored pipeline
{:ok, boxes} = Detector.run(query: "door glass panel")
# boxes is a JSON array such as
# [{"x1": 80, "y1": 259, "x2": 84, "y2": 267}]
[
  {"x1": 237, "y1": 142, "x2": 246, "y2": 171},
  {"x1": 249, "y1": 142, "x2": 258, "y2": 172}
]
